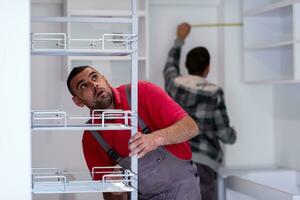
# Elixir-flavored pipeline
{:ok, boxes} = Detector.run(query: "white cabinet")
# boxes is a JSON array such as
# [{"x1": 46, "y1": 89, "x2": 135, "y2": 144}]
[
  {"x1": 243, "y1": 0, "x2": 300, "y2": 83},
  {"x1": 221, "y1": 168, "x2": 300, "y2": 200},
  {"x1": 64, "y1": 0, "x2": 149, "y2": 81}
]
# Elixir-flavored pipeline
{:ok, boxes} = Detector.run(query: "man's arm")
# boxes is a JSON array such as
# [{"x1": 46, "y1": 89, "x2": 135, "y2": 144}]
[
  {"x1": 163, "y1": 23, "x2": 191, "y2": 92},
  {"x1": 129, "y1": 115, "x2": 199, "y2": 158},
  {"x1": 213, "y1": 90, "x2": 236, "y2": 144}
]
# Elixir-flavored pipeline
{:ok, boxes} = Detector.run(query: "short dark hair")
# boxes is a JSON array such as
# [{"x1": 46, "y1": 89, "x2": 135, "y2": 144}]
[
  {"x1": 185, "y1": 47, "x2": 210, "y2": 76},
  {"x1": 67, "y1": 65, "x2": 91, "y2": 96}
]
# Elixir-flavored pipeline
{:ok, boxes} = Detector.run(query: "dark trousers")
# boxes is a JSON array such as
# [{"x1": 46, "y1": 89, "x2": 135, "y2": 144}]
[{"x1": 195, "y1": 162, "x2": 218, "y2": 200}]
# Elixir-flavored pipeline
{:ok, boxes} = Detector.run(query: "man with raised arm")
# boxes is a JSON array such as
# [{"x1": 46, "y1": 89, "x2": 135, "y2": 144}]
[{"x1": 163, "y1": 23, "x2": 237, "y2": 200}]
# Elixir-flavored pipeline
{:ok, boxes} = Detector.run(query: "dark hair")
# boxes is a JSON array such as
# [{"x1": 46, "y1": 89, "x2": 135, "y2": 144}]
[
  {"x1": 185, "y1": 47, "x2": 210, "y2": 76},
  {"x1": 67, "y1": 65, "x2": 92, "y2": 96}
]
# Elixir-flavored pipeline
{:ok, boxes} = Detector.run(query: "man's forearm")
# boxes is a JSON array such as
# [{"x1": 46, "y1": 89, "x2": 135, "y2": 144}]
[
  {"x1": 164, "y1": 39, "x2": 183, "y2": 72},
  {"x1": 153, "y1": 116, "x2": 199, "y2": 146},
  {"x1": 128, "y1": 116, "x2": 199, "y2": 158}
]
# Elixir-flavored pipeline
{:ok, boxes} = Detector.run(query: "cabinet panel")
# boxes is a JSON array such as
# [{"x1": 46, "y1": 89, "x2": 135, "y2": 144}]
[
  {"x1": 294, "y1": 43, "x2": 300, "y2": 79},
  {"x1": 243, "y1": 0, "x2": 300, "y2": 83},
  {"x1": 244, "y1": 0, "x2": 296, "y2": 13},
  {"x1": 294, "y1": 3, "x2": 300, "y2": 41},
  {"x1": 244, "y1": 6, "x2": 293, "y2": 48},
  {"x1": 67, "y1": 0, "x2": 145, "y2": 11},
  {"x1": 244, "y1": 45, "x2": 293, "y2": 82}
]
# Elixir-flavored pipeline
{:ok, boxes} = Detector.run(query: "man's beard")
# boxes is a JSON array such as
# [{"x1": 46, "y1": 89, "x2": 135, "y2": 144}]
[{"x1": 93, "y1": 93, "x2": 113, "y2": 109}]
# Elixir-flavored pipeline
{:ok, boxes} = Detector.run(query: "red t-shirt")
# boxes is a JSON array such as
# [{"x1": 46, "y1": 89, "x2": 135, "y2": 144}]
[{"x1": 82, "y1": 81, "x2": 192, "y2": 180}]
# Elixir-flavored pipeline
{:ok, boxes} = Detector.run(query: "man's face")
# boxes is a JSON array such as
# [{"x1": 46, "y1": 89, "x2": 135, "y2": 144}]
[{"x1": 70, "y1": 67, "x2": 114, "y2": 110}]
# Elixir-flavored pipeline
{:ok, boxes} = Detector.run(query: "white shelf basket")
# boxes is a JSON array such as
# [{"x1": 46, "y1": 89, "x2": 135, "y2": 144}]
[
  {"x1": 31, "y1": 109, "x2": 135, "y2": 131},
  {"x1": 32, "y1": 167, "x2": 136, "y2": 194},
  {"x1": 31, "y1": 32, "x2": 137, "y2": 56}
]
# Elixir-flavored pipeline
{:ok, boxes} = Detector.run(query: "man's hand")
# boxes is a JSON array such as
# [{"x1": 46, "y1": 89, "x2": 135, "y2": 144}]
[
  {"x1": 177, "y1": 22, "x2": 191, "y2": 41},
  {"x1": 128, "y1": 131, "x2": 160, "y2": 158},
  {"x1": 129, "y1": 116, "x2": 198, "y2": 159},
  {"x1": 128, "y1": 116, "x2": 198, "y2": 158}
]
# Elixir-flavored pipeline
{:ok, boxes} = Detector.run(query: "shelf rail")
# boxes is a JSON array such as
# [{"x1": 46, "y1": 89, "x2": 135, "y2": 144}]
[
  {"x1": 31, "y1": 32, "x2": 137, "y2": 53},
  {"x1": 31, "y1": 33, "x2": 67, "y2": 50},
  {"x1": 31, "y1": 109, "x2": 135, "y2": 130},
  {"x1": 31, "y1": 167, "x2": 136, "y2": 194},
  {"x1": 31, "y1": 16, "x2": 133, "y2": 23}
]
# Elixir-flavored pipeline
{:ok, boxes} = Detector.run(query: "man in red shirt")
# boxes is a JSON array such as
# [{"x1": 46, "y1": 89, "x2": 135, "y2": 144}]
[{"x1": 67, "y1": 66, "x2": 201, "y2": 200}]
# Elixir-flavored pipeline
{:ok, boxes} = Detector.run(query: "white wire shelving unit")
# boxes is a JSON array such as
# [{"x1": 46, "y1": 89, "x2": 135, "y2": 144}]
[
  {"x1": 31, "y1": 32, "x2": 137, "y2": 56},
  {"x1": 32, "y1": 167, "x2": 136, "y2": 194},
  {"x1": 31, "y1": 0, "x2": 139, "y2": 199},
  {"x1": 31, "y1": 109, "x2": 134, "y2": 131}
]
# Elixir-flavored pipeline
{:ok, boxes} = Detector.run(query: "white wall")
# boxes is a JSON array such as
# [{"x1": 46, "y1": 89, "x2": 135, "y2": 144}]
[
  {"x1": 149, "y1": 0, "x2": 221, "y2": 87},
  {"x1": 220, "y1": 0, "x2": 274, "y2": 167},
  {"x1": 149, "y1": 0, "x2": 275, "y2": 168},
  {"x1": 274, "y1": 84, "x2": 300, "y2": 170},
  {"x1": 0, "y1": 0, "x2": 31, "y2": 199}
]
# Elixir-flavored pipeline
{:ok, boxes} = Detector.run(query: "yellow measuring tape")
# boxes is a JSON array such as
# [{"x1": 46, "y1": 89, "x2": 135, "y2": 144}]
[{"x1": 191, "y1": 22, "x2": 243, "y2": 28}]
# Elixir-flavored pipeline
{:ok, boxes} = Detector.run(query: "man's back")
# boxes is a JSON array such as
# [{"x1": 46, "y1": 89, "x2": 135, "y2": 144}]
[
  {"x1": 165, "y1": 72, "x2": 236, "y2": 169},
  {"x1": 163, "y1": 22, "x2": 237, "y2": 200}
]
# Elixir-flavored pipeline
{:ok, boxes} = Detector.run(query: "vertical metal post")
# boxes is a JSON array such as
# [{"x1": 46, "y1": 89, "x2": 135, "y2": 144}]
[
  {"x1": 293, "y1": 4, "x2": 300, "y2": 80},
  {"x1": 130, "y1": 0, "x2": 138, "y2": 199},
  {"x1": 218, "y1": 175, "x2": 226, "y2": 200}
]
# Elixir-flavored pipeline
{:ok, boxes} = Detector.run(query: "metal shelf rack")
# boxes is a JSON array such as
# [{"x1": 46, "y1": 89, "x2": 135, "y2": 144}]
[
  {"x1": 30, "y1": 0, "x2": 139, "y2": 199},
  {"x1": 32, "y1": 167, "x2": 136, "y2": 194},
  {"x1": 31, "y1": 32, "x2": 137, "y2": 56},
  {"x1": 31, "y1": 109, "x2": 134, "y2": 131}
]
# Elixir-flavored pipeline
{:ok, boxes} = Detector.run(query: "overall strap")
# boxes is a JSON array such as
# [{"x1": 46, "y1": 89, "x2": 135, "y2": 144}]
[
  {"x1": 125, "y1": 84, "x2": 151, "y2": 134},
  {"x1": 86, "y1": 120, "x2": 122, "y2": 162},
  {"x1": 87, "y1": 84, "x2": 151, "y2": 163}
]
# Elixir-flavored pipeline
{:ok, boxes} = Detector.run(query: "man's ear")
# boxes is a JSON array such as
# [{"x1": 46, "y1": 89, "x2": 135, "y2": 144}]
[{"x1": 72, "y1": 96, "x2": 84, "y2": 107}]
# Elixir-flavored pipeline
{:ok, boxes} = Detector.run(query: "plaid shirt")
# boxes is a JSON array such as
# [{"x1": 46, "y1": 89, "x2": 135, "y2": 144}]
[{"x1": 163, "y1": 39, "x2": 236, "y2": 170}]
